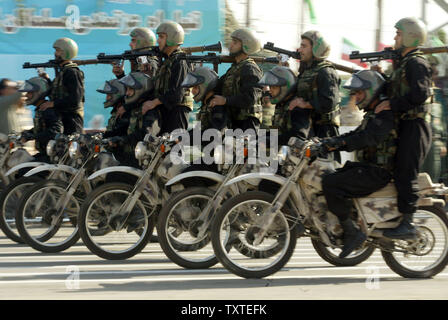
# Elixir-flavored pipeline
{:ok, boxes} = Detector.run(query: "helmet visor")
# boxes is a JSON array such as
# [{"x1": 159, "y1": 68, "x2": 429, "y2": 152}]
[
  {"x1": 96, "y1": 81, "x2": 118, "y2": 94},
  {"x1": 258, "y1": 71, "x2": 286, "y2": 87},
  {"x1": 343, "y1": 74, "x2": 370, "y2": 90},
  {"x1": 181, "y1": 73, "x2": 204, "y2": 88},
  {"x1": 18, "y1": 80, "x2": 39, "y2": 93},
  {"x1": 118, "y1": 74, "x2": 142, "y2": 89}
]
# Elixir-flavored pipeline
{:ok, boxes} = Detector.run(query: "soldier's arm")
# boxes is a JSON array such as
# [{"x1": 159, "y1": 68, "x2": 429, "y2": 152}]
[
  {"x1": 310, "y1": 67, "x2": 340, "y2": 114},
  {"x1": 389, "y1": 57, "x2": 432, "y2": 113},
  {"x1": 156, "y1": 58, "x2": 189, "y2": 111},
  {"x1": 224, "y1": 64, "x2": 262, "y2": 110},
  {"x1": 53, "y1": 68, "x2": 84, "y2": 111},
  {"x1": 104, "y1": 112, "x2": 130, "y2": 138},
  {"x1": 289, "y1": 107, "x2": 312, "y2": 141},
  {"x1": 337, "y1": 110, "x2": 394, "y2": 152}
]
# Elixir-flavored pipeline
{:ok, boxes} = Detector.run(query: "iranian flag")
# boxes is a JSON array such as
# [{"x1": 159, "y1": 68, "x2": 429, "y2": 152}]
[{"x1": 341, "y1": 38, "x2": 368, "y2": 68}]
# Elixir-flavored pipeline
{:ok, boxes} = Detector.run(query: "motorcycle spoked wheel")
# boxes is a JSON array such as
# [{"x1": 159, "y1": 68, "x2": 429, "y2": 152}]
[
  {"x1": 15, "y1": 179, "x2": 81, "y2": 253},
  {"x1": 78, "y1": 182, "x2": 154, "y2": 260},
  {"x1": 311, "y1": 238, "x2": 376, "y2": 266},
  {"x1": 157, "y1": 187, "x2": 219, "y2": 269},
  {"x1": 0, "y1": 176, "x2": 42, "y2": 243},
  {"x1": 381, "y1": 205, "x2": 448, "y2": 278},
  {"x1": 211, "y1": 191, "x2": 297, "y2": 279}
]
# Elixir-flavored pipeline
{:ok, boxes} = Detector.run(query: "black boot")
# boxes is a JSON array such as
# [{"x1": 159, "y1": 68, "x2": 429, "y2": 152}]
[
  {"x1": 339, "y1": 218, "x2": 366, "y2": 259},
  {"x1": 383, "y1": 213, "x2": 417, "y2": 240}
]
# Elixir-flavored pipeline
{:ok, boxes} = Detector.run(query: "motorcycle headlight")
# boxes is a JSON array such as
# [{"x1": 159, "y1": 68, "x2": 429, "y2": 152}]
[
  {"x1": 0, "y1": 133, "x2": 8, "y2": 144},
  {"x1": 135, "y1": 141, "x2": 148, "y2": 160},
  {"x1": 46, "y1": 140, "x2": 56, "y2": 157},
  {"x1": 69, "y1": 141, "x2": 80, "y2": 159},
  {"x1": 278, "y1": 145, "x2": 290, "y2": 165}
]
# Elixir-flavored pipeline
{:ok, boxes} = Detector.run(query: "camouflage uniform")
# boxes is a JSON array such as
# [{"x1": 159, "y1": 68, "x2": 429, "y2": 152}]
[
  {"x1": 50, "y1": 61, "x2": 85, "y2": 134},
  {"x1": 215, "y1": 57, "x2": 263, "y2": 131},
  {"x1": 296, "y1": 60, "x2": 341, "y2": 161},
  {"x1": 154, "y1": 49, "x2": 193, "y2": 134},
  {"x1": 387, "y1": 49, "x2": 433, "y2": 215},
  {"x1": 322, "y1": 107, "x2": 398, "y2": 221}
]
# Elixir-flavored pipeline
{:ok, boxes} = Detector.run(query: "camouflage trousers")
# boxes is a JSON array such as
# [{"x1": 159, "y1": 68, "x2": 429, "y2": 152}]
[{"x1": 321, "y1": 161, "x2": 392, "y2": 221}]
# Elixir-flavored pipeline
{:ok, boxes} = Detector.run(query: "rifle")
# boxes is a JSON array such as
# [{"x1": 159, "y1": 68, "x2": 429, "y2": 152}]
[
  {"x1": 22, "y1": 58, "x2": 120, "y2": 71},
  {"x1": 350, "y1": 46, "x2": 448, "y2": 63},
  {"x1": 178, "y1": 52, "x2": 280, "y2": 72},
  {"x1": 97, "y1": 41, "x2": 223, "y2": 63},
  {"x1": 263, "y1": 41, "x2": 361, "y2": 74}
]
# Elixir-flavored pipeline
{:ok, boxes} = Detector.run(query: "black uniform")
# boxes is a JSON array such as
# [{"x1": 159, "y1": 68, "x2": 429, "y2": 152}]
[
  {"x1": 51, "y1": 62, "x2": 85, "y2": 134},
  {"x1": 154, "y1": 49, "x2": 192, "y2": 135},
  {"x1": 322, "y1": 108, "x2": 397, "y2": 221},
  {"x1": 386, "y1": 49, "x2": 432, "y2": 215}
]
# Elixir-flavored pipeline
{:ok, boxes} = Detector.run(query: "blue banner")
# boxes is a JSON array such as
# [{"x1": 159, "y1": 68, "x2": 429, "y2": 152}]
[{"x1": 0, "y1": 0, "x2": 223, "y2": 128}]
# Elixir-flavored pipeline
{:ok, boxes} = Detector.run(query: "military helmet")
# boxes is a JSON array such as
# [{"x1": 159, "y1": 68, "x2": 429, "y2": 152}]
[
  {"x1": 258, "y1": 66, "x2": 297, "y2": 104},
  {"x1": 301, "y1": 30, "x2": 330, "y2": 60},
  {"x1": 53, "y1": 37, "x2": 78, "y2": 60},
  {"x1": 96, "y1": 79, "x2": 126, "y2": 108},
  {"x1": 231, "y1": 28, "x2": 261, "y2": 55},
  {"x1": 130, "y1": 27, "x2": 156, "y2": 50},
  {"x1": 118, "y1": 72, "x2": 154, "y2": 104},
  {"x1": 181, "y1": 67, "x2": 218, "y2": 103},
  {"x1": 156, "y1": 21, "x2": 184, "y2": 46},
  {"x1": 18, "y1": 77, "x2": 51, "y2": 106},
  {"x1": 395, "y1": 17, "x2": 427, "y2": 48},
  {"x1": 343, "y1": 70, "x2": 385, "y2": 110}
]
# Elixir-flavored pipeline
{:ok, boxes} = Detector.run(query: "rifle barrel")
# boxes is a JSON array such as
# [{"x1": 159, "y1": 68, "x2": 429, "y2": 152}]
[{"x1": 420, "y1": 46, "x2": 448, "y2": 55}]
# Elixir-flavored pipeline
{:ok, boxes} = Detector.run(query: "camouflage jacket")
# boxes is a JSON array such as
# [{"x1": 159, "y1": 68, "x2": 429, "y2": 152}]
[
  {"x1": 336, "y1": 107, "x2": 398, "y2": 172},
  {"x1": 388, "y1": 50, "x2": 433, "y2": 121},
  {"x1": 51, "y1": 62, "x2": 85, "y2": 115},
  {"x1": 215, "y1": 57, "x2": 263, "y2": 124}
]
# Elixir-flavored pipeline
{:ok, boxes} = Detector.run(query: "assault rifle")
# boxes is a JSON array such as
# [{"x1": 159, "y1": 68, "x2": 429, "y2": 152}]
[
  {"x1": 97, "y1": 41, "x2": 223, "y2": 62},
  {"x1": 178, "y1": 52, "x2": 280, "y2": 72},
  {"x1": 350, "y1": 46, "x2": 448, "y2": 63},
  {"x1": 263, "y1": 41, "x2": 361, "y2": 74}
]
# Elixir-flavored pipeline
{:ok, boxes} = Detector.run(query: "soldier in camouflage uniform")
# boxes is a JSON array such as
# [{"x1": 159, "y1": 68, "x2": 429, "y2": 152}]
[
  {"x1": 113, "y1": 28, "x2": 160, "y2": 119},
  {"x1": 257, "y1": 66, "x2": 304, "y2": 145},
  {"x1": 40, "y1": 38, "x2": 85, "y2": 135},
  {"x1": 321, "y1": 70, "x2": 398, "y2": 258},
  {"x1": 289, "y1": 31, "x2": 341, "y2": 161},
  {"x1": 181, "y1": 66, "x2": 229, "y2": 134},
  {"x1": 108, "y1": 72, "x2": 161, "y2": 167},
  {"x1": 19, "y1": 77, "x2": 63, "y2": 161},
  {"x1": 142, "y1": 21, "x2": 193, "y2": 135},
  {"x1": 96, "y1": 79, "x2": 130, "y2": 139},
  {"x1": 210, "y1": 28, "x2": 263, "y2": 132},
  {"x1": 376, "y1": 17, "x2": 433, "y2": 239}
]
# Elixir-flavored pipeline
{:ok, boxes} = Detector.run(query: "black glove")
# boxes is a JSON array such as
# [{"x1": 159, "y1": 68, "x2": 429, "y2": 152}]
[
  {"x1": 21, "y1": 131, "x2": 35, "y2": 142},
  {"x1": 108, "y1": 136, "x2": 126, "y2": 147},
  {"x1": 321, "y1": 137, "x2": 345, "y2": 151}
]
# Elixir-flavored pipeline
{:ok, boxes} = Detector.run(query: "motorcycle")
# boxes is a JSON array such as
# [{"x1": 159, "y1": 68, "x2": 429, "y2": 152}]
[
  {"x1": 14, "y1": 133, "x2": 119, "y2": 253},
  {"x1": 211, "y1": 139, "x2": 448, "y2": 279},
  {"x1": 0, "y1": 133, "x2": 72, "y2": 243},
  {"x1": 157, "y1": 137, "x2": 277, "y2": 269},
  {"x1": 77, "y1": 134, "x2": 188, "y2": 260}
]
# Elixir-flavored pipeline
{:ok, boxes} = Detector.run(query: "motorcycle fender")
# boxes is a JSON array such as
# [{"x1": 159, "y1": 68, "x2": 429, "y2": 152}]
[
  {"x1": 224, "y1": 172, "x2": 288, "y2": 188},
  {"x1": 165, "y1": 171, "x2": 225, "y2": 187},
  {"x1": 24, "y1": 164, "x2": 78, "y2": 177},
  {"x1": 87, "y1": 166, "x2": 144, "y2": 181},
  {"x1": 5, "y1": 162, "x2": 48, "y2": 177}
]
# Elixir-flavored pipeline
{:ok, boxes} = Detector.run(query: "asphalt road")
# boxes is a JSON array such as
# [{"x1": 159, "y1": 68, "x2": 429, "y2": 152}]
[{"x1": 0, "y1": 232, "x2": 447, "y2": 300}]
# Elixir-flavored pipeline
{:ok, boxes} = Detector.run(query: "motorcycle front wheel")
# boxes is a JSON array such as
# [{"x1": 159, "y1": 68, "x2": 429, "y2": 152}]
[
  {"x1": 78, "y1": 182, "x2": 154, "y2": 260},
  {"x1": 211, "y1": 191, "x2": 297, "y2": 279}
]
